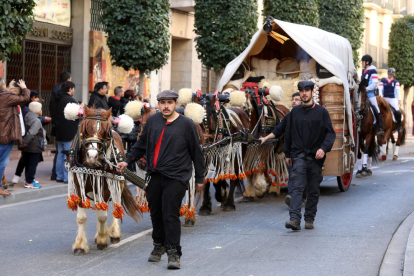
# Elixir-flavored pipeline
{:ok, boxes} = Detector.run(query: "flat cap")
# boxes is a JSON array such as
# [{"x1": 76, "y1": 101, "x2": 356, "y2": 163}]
[
  {"x1": 157, "y1": 90, "x2": 178, "y2": 101},
  {"x1": 298, "y1": 81, "x2": 314, "y2": 90}
]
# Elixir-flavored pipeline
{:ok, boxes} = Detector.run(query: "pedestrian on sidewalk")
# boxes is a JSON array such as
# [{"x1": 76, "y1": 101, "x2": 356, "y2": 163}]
[
  {"x1": 88, "y1": 82, "x2": 109, "y2": 110},
  {"x1": 259, "y1": 92, "x2": 307, "y2": 206},
  {"x1": 283, "y1": 81, "x2": 335, "y2": 231},
  {"x1": 12, "y1": 90, "x2": 52, "y2": 186},
  {"x1": 55, "y1": 81, "x2": 79, "y2": 184},
  {"x1": 0, "y1": 78, "x2": 30, "y2": 196},
  {"x1": 21, "y1": 102, "x2": 46, "y2": 189},
  {"x1": 117, "y1": 90, "x2": 205, "y2": 270},
  {"x1": 50, "y1": 71, "x2": 71, "y2": 181}
]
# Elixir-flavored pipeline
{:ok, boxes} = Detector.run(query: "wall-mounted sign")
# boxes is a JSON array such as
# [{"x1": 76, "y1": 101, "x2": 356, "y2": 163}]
[
  {"x1": 26, "y1": 22, "x2": 73, "y2": 46},
  {"x1": 34, "y1": 0, "x2": 71, "y2": 27}
]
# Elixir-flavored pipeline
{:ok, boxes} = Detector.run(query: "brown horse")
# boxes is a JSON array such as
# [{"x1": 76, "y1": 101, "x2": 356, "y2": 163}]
[
  {"x1": 193, "y1": 93, "x2": 250, "y2": 215},
  {"x1": 67, "y1": 106, "x2": 140, "y2": 255},
  {"x1": 384, "y1": 109, "x2": 406, "y2": 160},
  {"x1": 138, "y1": 105, "x2": 205, "y2": 226},
  {"x1": 242, "y1": 90, "x2": 289, "y2": 200},
  {"x1": 356, "y1": 80, "x2": 393, "y2": 176}
]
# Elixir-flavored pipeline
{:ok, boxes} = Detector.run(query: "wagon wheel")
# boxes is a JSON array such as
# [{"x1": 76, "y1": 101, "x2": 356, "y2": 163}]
[{"x1": 337, "y1": 109, "x2": 357, "y2": 192}]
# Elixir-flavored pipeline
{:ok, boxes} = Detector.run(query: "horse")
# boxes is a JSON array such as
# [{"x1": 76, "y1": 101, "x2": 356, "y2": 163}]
[
  {"x1": 383, "y1": 109, "x2": 406, "y2": 161},
  {"x1": 356, "y1": 79, "x2": 393, "y2": 176},
  {"x1": 193, "y1": 93, "x2": 250, "y2": 215},
  {"x1": 137, "y1": 104, "x2": 205, "y2": 227},
  {"x1": 242, "y1": 88, "x2": 289, "y2": 200},
  {"x1": 66, "y1": 106, "x2": 141, "y2": 255}
]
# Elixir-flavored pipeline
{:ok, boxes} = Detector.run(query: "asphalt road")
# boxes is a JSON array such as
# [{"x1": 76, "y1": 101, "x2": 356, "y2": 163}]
[{"x1": 1, "y1": 144, "x2": 414, "y2": 276}]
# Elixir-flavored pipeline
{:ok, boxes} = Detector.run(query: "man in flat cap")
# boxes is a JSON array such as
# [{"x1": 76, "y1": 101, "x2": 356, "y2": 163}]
[
  {"x1": 283, "y1": 81, "x2": 335, "y2": 231},
  {"x1": 117, "y1": 90, "x2": 205, "y2": 269}
]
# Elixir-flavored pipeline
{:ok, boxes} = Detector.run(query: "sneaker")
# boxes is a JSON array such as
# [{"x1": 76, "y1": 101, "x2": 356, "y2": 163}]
[
  {"x1": 167, "y1": 248, "x2": 181, "y2": 269},
  {"x1": 25, "y1": 182, "x2": 42, "y2": 189},
  {"x1": 148, "y1": 243, "x2": 166, "y2": 262},
  {"x1": 305, "y1": 221, "x2": 314, "y2": 229},
  {"x1": 11, "y1": 175, "x2": 19, "y2": 184},
  {"x1": 285, "y1": 195, "x2": 291, "y2": 206},
  {"x1": 24, "y1": 179, "x2": 39, "y2": 184},
  {"x1": 285, "y1": 220, "x2": 301, "y2": 230}
]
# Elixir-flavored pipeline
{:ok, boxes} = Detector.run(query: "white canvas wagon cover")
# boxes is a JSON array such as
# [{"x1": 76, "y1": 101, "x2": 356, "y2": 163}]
[{"x1": 217, "y1": 19, "x2": 356, "y2": 144}]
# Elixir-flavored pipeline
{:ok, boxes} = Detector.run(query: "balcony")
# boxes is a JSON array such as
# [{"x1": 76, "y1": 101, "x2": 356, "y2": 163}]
[
  {"x1": 366, "y1": 44, "x2": 378, "y2": 67},
  {"x1": 379, "y1": 48, "x2": 388, "y2": 69},
  {"x1": 170, "y1": 0, "x2": 195, "y2": 12},
  {"x1": 382, "y1": 0, "x2": 394, "y2": 12},
  {"x1": 364, "y1": 0, "x2": 382, "y2": 6}
]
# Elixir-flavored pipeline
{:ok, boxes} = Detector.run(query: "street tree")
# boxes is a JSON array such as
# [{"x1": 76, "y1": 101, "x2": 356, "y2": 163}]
[
  {"x1": 262, "y1": 0, "x2": 319, "y2": 27},
  {"x1": 388, "y1": 16, "x2": 414, "y2": 108},
  {"x1": 318, "y1": 0, "x2": 364, "y2": 66},
  {"x1": 194, "y1": 0, "x2": 258, "y2": 72},
  {"x1": 0, "y1": 0, "x2": 36, "y2": 62},
  {"x1": 101, "y1": 0, "x2": 170, "y2": 95}
]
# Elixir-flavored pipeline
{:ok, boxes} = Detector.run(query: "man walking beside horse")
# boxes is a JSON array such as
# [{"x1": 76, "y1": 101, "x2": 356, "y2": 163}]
[
  {"x1": 283, "y1": 81, "x2": 335, "y2": 231},
  {"x1": 117, "y1": 90, "x2": 205, "y2": 270}
]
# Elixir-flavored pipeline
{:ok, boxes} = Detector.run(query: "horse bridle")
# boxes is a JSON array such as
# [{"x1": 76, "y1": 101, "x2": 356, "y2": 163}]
[{"x1": 79, "y1": 115, "x2": 112, "y2": 162}]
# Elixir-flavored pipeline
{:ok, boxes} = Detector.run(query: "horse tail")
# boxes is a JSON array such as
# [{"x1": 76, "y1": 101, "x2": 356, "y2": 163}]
[
  {"x1": 121, "y1": 184, "x2": 142, "y2": 222},
  {"x1": 400, "y1": 128, "x2": 406, "y2": 146},
  {"x1": 371, "y1": 141, "x2": 380, "y2": 165}
]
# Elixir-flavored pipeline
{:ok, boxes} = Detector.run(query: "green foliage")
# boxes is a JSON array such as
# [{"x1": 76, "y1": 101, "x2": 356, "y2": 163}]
[
  {"x1": 101, "y1": 0, "x2": 170, "y2": 72},
  {"x1": 388, "y1": 16, "x2": 414, "y2": 87},
  {"x1": 319, "y1": 0, "x2": 364, "y2": 67},
  {"x1": 0, "y1": 0, "x2": 35, "y2": 62},
  {"x1": 194, "y1": 0, "x2": 258, "y2": 72},
  {"x1": 262, "y1": 0, "x2": 319, "y2": 27}
]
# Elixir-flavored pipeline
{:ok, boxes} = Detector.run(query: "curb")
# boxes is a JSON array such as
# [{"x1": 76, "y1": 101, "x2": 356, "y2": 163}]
[
  {"x1": 379, "y1": 210, "x2": 414, "y2": 276},
  {"x1": 0, "y1": 185, "x2": 67, "y2": 206},
  {"x1": 404, "y1": 219, "x2": 414, "y2": 275}
]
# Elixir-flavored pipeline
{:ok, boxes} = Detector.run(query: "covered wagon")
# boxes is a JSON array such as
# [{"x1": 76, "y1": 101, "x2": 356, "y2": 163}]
[{"x1": 217, "y1": 18, "x2": 359, "y2": 191}]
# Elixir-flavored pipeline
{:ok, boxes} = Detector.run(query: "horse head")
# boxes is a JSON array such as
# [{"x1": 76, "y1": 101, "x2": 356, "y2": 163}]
[{"x1": 80, "y1": 106, "x2": 112, "y2": 167}]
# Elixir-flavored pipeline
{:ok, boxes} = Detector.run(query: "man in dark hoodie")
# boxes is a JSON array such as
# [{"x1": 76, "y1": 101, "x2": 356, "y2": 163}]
[
  {"x1": 55, "y1": 81, "x2": 79, "y2": 183},
  {"x1": 49, "y1": 71, "x2": 71, "y2": 180},
  {"x1": 108, "y1": 86, "x2": 124, "y2": 116},
  {"x1": 88, "y1": 82, "x2": 109, "y2": 110}
]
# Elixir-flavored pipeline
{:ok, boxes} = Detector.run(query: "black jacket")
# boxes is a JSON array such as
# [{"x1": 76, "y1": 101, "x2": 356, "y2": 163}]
[
  {"x1": 283, "y1": 102, "x2": 335, "y2": 166},
  {"x1": 108, "y1": 96, "x2": 123, "y2": 116},
  {"x1": 125, "y1": 112, "x2": 205, "y2": 184},
  {"x1": 271, "y1": 113, "x2": 289, "y2": 138},
  {"x1": 49, "y1": 82, "x2": 63, "y2": 118},
  {"x1": 55, "y1": 90, "x2": 79, "y2": 142},
  {"x1": 88, "y1": 91, "x2": 109, "y2": 110}
]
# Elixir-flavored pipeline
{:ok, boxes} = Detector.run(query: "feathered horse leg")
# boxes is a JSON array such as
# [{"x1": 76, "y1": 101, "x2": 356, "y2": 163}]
[
  {"x1": 108, "y1": 218, "x2": 121, "y2": 244},
  {"x1": 95, "y1": 208, "x2": 109, "y2": 250},
  {"x1": 72, "y1": 207, "x2": 89, "y2": 255}
]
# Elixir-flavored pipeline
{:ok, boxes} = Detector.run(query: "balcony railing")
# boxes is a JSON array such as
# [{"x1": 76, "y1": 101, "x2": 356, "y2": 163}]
[
  {"x1": 367, "y1": 44, "x2": 378, "y2": 67},
  {"x1": 382, "y1": 0, "x2": 394, "y2": 11},
  {"x1": 379, "y1": 48, "x2": 388, "y2": 69},
  {"x1": 364, "y1": 0, "x2": 382, "y2": 6}
]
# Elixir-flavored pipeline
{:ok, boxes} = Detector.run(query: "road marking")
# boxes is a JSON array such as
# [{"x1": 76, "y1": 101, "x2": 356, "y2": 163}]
[
  {"x1": 0, "y1": 194, "x2": 66, "y2": 209},
  {"x1": 109, "y1": 228, "x2": 153, "y2": 249}
]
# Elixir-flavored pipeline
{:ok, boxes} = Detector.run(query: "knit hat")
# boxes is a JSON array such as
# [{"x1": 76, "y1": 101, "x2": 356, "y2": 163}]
[{"x1": 29, "y1": 102, "x2": 42, "y2": 114}]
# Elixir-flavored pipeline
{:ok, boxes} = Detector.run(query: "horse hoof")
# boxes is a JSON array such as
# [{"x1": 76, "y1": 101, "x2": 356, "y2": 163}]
[
  {"x1": 242, "y1": 196, "x2": 254, "y2": 202},
  {"x1": 356, "y1": 173, "x2": 362, "y2": 178},
  {"x1": 97, "y1": 244, "x2": 108, "y2": 250},
  {"x1": 73, "y1": 249, "x2": 86, "y2": 256},
  {"x1": 361, "y1": 172, "x2": 367, "y2": 177},
  {"x1": 94, "y1": 239, "x2": 97, "y2": 244},
  {"x1": 393, "y1": 155, "x2": 398, "y2": 161},
  {"x1": 379, "y1": 155, "x2": 387, "y2": 161},
  {"x1": 184, "y1": 220, "x2": 195, "y2": 227},
  {"x1": 198, "y1": 207, "x2": 211, "y2": 216},
  {"x1": 222, "y1": 205, "x2": 235, "y2": 212},
  {"x1": 110, "y1": 237, "x2": 121, "y2": 244},
  {"x1": 256, "y1": 193, "x2": 266, "y2": 199}
]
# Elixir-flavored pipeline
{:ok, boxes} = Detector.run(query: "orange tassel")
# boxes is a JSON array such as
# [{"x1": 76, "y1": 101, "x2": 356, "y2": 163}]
[
  {"x1": 179, "y1": 206, "x2": 186, "y2": 217},
  {"x1": 271, "y1": 182, "x2": 276, "y2": 187},
  {"x1": 82, "y1": 198, "x2": 91, "y2": 209},
  {"x1": 100, "y1": 202, "x2": 109, "y2": 211},
  {"x1": 112, "y1": 203, "x2": 125, "y2": 219}
]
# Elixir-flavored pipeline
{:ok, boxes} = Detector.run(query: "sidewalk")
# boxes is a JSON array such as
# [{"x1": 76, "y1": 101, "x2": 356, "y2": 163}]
[{"x1": 1, "y1": 155, "x2": 67, "y2": 206}]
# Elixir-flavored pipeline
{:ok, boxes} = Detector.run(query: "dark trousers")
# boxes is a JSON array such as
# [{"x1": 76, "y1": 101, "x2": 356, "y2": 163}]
[
  {"x1": 51, "y1": 143, "x2": 58, "y2": 178},
  {"x1": 15, "y1": 152, "x2": 28, "y2": 177},
  {"x1": 23, "y1": 152, "x2": 40, "y2": 184},
  {"x1": 145, "y1": 173, "x2": 187, "y2": 255},
  {"x1": 287, "y1": 165, "x2": 307, "y2": 202},
  {"x1": 289, "y1": 153, "x2": 323, "y2": 222}
]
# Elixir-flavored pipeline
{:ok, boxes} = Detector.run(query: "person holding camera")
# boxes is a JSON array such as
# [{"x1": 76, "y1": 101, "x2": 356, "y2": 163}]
[{"x1": 0, "y1": 78, "x2": 30, "y2": 195}]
